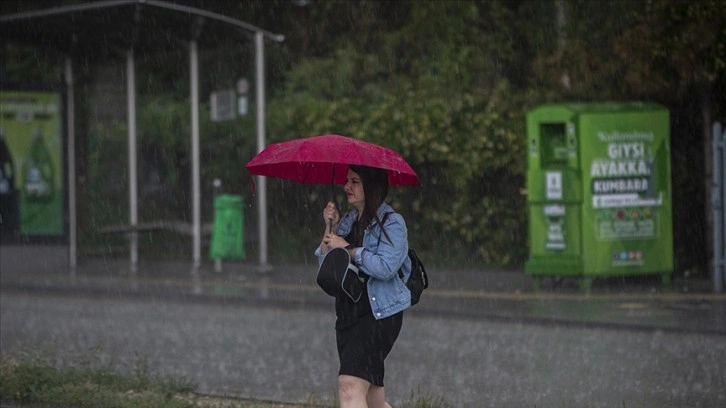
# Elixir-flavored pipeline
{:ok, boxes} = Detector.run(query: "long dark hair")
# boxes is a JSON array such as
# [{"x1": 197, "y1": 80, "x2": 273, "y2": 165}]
[{"x1": 349, "y1": 164, "x2": 390, "y2": 244}]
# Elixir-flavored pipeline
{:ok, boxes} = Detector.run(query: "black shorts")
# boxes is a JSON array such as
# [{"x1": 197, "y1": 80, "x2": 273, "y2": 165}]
[{"x1": 336, "y1": 311, "x2": 403, "y2": 387}]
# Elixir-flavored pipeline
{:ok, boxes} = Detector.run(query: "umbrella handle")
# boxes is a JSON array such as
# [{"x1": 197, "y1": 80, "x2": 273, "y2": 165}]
[{"x1": 325, "y1": 200, "x2": 339, "y2": 234}]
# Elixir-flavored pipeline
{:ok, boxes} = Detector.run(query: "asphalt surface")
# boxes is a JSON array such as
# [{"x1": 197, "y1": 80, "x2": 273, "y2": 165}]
[{"x1": 2, "y1": 245, "x2": 726, "y2": 407}]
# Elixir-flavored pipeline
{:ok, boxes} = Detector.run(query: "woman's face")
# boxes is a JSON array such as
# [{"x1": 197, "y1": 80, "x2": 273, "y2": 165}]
[{"x1": 345, "y1": 168, "x2": 365, "y2": 211}]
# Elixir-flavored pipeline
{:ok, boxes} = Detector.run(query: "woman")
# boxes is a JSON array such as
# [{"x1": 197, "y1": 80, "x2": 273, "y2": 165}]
[{"x1": 315, "y1": 164, "x2": 412, "y2": 408}]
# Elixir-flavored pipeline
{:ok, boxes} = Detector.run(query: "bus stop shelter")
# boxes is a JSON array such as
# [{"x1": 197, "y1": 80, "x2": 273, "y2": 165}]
[{"x1": 0, "y1": 0, "x2": 282, "y2": 271}]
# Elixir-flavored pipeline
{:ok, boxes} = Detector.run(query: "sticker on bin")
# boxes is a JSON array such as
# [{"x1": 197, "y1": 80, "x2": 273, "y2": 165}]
[
  {"x1": 546, "y1": 171, "x2": 563, "y2": 200},
  {"x1": 544, "y1": 205, "x2": 566, "y2": 217},
  {"x1": 592, "y1": 193, "x2": 663, "y2": 208}
]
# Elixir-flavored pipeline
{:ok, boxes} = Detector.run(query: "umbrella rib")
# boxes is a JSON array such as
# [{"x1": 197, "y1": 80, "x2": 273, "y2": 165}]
[{"x1": 302, "y1": 161, "x2": 314, "y2": 183}]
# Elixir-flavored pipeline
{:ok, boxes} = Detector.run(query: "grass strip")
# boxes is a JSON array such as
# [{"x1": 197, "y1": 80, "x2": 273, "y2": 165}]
[{"x1": 0, "y1": 346, "x2": 454, "y2": 408}]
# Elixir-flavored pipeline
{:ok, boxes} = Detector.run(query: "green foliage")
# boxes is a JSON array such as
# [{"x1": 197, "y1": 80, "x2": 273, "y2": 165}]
[{"x1": 614, "y1": 0, "x2": 726, "y2": 98}]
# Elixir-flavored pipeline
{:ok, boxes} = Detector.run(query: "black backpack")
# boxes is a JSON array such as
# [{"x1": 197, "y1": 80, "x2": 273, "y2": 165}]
[{"x1": 399, "y1": 248, "x2": 428, "y2": 306}]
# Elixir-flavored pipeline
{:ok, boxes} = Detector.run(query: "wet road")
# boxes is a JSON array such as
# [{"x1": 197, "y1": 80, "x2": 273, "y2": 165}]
[{"x1": 2, "y1": 291, "x2": 724, "y2": 407}]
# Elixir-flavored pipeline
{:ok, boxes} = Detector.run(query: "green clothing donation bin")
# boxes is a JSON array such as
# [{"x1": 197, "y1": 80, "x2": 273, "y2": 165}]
[
  {"x1": 525, "y1": 102, "x2": 673, "y2": 289},
  {"x1": 210, "y1": 194, "x2": 245, "y2": 261}
]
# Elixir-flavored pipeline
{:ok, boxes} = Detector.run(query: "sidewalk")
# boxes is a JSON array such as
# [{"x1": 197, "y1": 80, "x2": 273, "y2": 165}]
[{"x1": 2, "y1": 245, "x2": 725, "y2": 335}]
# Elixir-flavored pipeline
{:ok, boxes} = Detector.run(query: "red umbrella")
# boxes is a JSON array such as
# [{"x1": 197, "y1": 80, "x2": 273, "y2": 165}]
[{"x1": 245, "y1": 134, "x2": 420, "y2": 186}]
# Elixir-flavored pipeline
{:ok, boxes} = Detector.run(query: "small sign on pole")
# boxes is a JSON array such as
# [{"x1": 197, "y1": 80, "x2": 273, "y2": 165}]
[
  {"x1": 238, "y1": 96, "x2": 248, "y2": 116},
  {"x1": 210, "y1": 89, "x2": 236, "y2": 122},
  {"x1": 237, "y1": 78, "x2": 249, "y2": 94}
]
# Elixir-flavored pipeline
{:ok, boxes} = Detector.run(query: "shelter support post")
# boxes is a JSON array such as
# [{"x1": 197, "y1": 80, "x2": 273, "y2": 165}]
[
  {"x1": 255, "y1": 31, "x2": 268, "y2": 270},
  {"x1": 713, "y1": 121, "x2": 725, "y2": 293},
  {"x1": 190, "y1": 40, "x2": 201, "y2": 268},
  {"x1": 126, "y1": 48, "x2": 138, "y2": 272},
  {"x1": 65, "y1": 57, "x2": 77, "y2": 272}
]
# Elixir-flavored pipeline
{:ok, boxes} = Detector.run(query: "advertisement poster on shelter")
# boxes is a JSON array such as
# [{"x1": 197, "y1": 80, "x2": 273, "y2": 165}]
[{"x1": 0, "y1": 90, "x2": 65, "y2": 239}]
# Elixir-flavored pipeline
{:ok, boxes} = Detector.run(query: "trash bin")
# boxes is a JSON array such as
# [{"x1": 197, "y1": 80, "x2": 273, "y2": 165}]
[
  {"x1": 524, "y1": 102, "x2": 673, "y2": 289},
  {"x1": 210, "y1": 194, "x2": 245, "y2": 261}
]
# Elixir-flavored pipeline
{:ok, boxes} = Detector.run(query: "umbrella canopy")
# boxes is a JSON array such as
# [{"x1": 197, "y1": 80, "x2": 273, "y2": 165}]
[{"x1": 245, "y1": 134, "x2": 420, "y2": 186}]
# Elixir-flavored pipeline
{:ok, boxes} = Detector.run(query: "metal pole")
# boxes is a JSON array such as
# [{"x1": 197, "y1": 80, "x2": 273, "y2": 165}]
[
  {"x1": 64, "y1": 57, "x2": 77, "y2": 272},
  {"x1": 213, "y1": 178, "x2": 222, "y2": 272},
  {"x1": 127, "y1": 48, "x2": 138, "y2": 271},
  {"x1": 713, "y1": 122, "x2": 725, "y2": 293},
  {"x1": 190, "y1": 40, "x2": 201, "y2": 268},
  {"x1": 255, "y1": 31, "x2": 268, "y2": 269},
  {"x1": 721, "y1": 124, "x2": 726, "y2": 293}
]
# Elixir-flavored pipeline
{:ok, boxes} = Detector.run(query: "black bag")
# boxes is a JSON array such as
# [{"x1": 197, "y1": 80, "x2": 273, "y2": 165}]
[
  {"x1": 399, "y1": 249, "x2": 428, "y2": 306},
  {"x1": 317, "y1": 247, "x2": 366, "y2": 302}
]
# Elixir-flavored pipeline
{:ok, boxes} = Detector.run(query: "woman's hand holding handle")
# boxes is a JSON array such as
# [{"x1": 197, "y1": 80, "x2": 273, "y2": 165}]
[{"x1": 322, "y1": 201, "x2": 340, "y2": 233}]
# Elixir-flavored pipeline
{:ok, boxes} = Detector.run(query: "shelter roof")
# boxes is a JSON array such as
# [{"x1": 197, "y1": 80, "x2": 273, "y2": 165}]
[{"x1": 0, "y1": 0, "x2": 284, "y2": 56}]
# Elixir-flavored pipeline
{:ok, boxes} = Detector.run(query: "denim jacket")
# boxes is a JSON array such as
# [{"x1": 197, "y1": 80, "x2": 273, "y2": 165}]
[{"x1": 316, "y1": 202, "x2": 411, "y2": 319}]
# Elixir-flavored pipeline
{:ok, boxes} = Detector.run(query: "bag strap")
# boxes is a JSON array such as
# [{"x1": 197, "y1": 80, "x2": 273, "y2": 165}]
[
  {"x1": 376, "y1": 213, "x2": 408, "y2": 282},
  {"x1": 376, "y1": 212, "x2": 392, "y2": 246}
]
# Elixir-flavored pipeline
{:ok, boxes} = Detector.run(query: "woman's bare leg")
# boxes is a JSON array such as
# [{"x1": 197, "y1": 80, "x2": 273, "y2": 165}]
[
  {"x1": 367, "y1": 384, "x2": 392, "y2": 408},
  {"x1": 338, "y1": 375, "x2": 370, "y2": 408}
]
